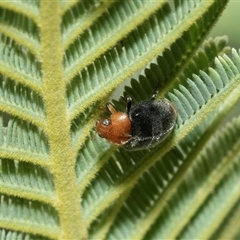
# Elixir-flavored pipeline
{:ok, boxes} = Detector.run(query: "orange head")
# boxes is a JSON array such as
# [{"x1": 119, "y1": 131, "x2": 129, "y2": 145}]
[{"x1": 96, "y1": 103, "x2": 132, "y2": 145}]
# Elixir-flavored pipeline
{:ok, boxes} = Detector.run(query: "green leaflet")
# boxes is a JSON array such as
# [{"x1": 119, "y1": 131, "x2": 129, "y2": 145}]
[{"x1": 145, "y1": 117, "x2": 240, "y2": 240}]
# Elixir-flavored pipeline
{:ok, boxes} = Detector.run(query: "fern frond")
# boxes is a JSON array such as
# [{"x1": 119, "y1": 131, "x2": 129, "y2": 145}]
[
  {"x1": 0, "y1": 8, "x2": 40, "y2": 56},
  {"x1": 0, "y1": 229, "x2": 47, "y2": 240},
  {"x1": 63, "y1": 0, "x2": 167, "y2": 77},
  {"x1": 154, "y1": 117, "x2": 240, "y2": 239},
  {"x1": 0, "y1": 0, "x2": 237, "y2": 239},
  {"x1": 0, "y1": 114, "x2": 49, "y2": 166},
  {"x1": 0, "y1": 1, "x2": 39, "y2": 23},
  {"x1": 90, "y1": 82, "x2": 240, "y2": 240},
  {"x1": 115, "y1": 102, "x2": 238, "y2": 239},
  {"x1": 112, "y1": 36, "x2": 230, "y2": 109},
  {"x1": 62, "y1": 0, "x2": 115, "y2": 48},
  {"x1": 0, "y1": 194, "x2": 59, "y2": 239},
  {"x1": 67, "y1": 1, "x2": 228, "y2": 123},
  {"x1": 213, "y1": 200, "x2": 240, "y2": 239},
  {"x1": 0, "y1": 158, "x2": 54, "y2": 204},
  {"x1": 85, "y1": 48, "x2": 240, "y2": 235},
  {"x1": 0, "y1": 36, "x2": 42, "y2": 93},
  {"x1": 76, "y1": 137, "x2": 115, "y2": 189},
  {"x1": 0, "y1": 75, "x2": 45, "y2": 128}
]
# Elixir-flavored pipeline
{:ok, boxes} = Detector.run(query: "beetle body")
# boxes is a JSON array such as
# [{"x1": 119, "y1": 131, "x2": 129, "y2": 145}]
[
  {"x1": 124, "y1": 99, "x2": 176, "y2": 150},
  {"x1": 96, "y1": 94, "x2": 177, "y2": 151}
]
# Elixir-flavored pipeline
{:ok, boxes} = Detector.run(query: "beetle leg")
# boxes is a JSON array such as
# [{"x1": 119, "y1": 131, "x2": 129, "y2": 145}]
[
  {"x1": 125, "y1": 96, "x2": 132, "y2": 114},
  {"x1": 120, "y1": 96, "x2": 132, "y2": 114},
  {"x1": 151, "y1": 90, "x2": 159, "y2": 100}
]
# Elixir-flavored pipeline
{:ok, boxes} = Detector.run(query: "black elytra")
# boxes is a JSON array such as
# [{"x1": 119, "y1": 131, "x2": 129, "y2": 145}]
[{"x1": 123, "y1": 95, "x2": 177, "y2": 151}]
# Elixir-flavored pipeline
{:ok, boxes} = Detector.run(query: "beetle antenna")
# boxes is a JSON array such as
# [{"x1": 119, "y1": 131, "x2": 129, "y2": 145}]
[{"x1": 106, "y1": 103, "x2": 116, "y2": 114}]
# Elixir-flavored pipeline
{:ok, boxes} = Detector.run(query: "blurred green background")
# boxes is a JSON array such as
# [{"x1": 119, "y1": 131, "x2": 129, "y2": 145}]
[
  {"x1": 210, "y1": 1, "x2": 240, "y2": 49},
  {"x1": 210, "y1": 0, "x2": 240, "y2": 122}
]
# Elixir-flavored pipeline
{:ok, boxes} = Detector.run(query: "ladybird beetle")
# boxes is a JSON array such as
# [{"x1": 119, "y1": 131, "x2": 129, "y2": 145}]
[{"x1": 96, "y1": 92, "x2": 177, "y2": 151}]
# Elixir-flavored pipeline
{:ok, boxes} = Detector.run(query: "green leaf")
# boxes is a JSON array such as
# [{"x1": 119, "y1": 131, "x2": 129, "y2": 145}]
[{"x1": 1, "y1": 0, "x2": 240, "y2": 240}]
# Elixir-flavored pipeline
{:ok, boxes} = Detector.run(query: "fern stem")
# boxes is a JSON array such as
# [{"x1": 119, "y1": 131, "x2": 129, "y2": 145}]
[{"x1": 40, "y1": 2, "x2": 86, "y2": 239}]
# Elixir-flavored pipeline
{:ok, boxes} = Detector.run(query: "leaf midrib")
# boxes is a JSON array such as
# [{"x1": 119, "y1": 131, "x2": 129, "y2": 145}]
[{"x1": 40, "y1": 2, "x2": 86, "y2": 239}]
